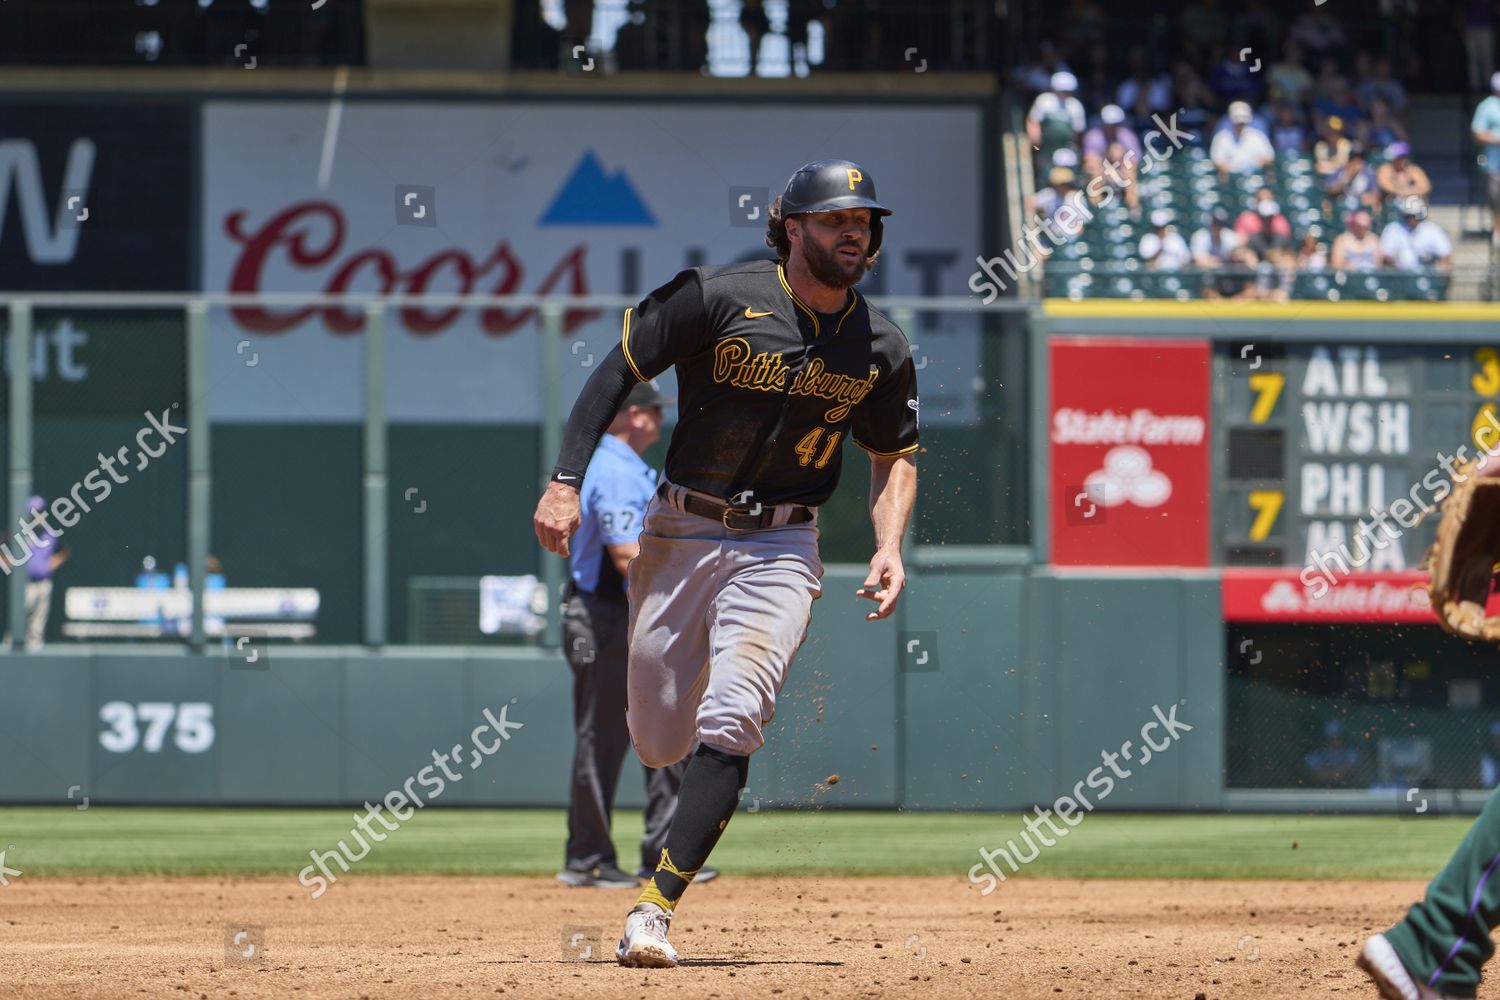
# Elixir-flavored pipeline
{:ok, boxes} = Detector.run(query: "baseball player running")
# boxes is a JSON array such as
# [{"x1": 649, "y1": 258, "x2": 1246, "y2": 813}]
[{"x1": 534, "y1": 159, "x2": 919, "y2": 968}]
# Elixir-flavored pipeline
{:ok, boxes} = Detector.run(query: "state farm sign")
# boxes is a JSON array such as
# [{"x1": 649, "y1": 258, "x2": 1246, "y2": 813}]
[
  {"x1": 1049, "y1": 338, "x2": 1212, "y2": 567},
  {"x1": 1221, "y1": 569, "x2": 1439, "y2": 623},
  {"x1": 201, "y1": 101, "x2": 983, "y2": 423}
]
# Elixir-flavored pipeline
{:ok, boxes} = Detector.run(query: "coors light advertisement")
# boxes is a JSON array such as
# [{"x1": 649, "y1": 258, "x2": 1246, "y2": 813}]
[{"x1": 200, "y1": 101, "x2": 983, "y2": 424}]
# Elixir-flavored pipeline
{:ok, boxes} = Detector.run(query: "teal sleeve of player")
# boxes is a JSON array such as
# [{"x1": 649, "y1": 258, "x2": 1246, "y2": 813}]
[{"x1": 1385, "y1": 786, "x2": 1500, "y2": 993}]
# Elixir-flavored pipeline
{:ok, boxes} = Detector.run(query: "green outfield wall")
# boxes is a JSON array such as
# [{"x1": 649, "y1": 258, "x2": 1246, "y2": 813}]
[{"x1": 0, "y1": 560, "x2": 1226, "y2": 810}]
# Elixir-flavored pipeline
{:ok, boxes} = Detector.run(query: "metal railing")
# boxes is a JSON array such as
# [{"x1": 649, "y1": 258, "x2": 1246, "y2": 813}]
[{"x1": 1, "y1": 292, "x2": 1029, "y2": 652}]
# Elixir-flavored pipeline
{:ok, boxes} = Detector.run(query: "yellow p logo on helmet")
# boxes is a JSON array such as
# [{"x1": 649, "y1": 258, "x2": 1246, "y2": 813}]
[{"x1": 845, "y1": 168, "x2": 863, "y2": 190}]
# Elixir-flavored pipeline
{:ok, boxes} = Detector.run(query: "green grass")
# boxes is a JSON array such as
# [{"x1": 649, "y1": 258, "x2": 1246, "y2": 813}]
[{"x1": 0, "y1": 807, "x2": 1473, "y2": 880}]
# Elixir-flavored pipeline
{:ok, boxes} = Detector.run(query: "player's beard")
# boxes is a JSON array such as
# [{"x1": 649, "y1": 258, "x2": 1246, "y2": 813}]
[{"x1": 800, "y1": 237, "x2": 867, "y2": 290}]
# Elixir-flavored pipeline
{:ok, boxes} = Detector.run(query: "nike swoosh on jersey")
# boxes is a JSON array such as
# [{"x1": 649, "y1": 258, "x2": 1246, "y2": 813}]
[{"x1": 744, "y1": 307, "x2": 774, "y2": 318}]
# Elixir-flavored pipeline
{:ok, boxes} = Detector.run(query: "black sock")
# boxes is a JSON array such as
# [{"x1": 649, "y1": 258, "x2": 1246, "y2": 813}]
[{"x1": 636, "y1": 744, "x2": 747, "y2": 911}]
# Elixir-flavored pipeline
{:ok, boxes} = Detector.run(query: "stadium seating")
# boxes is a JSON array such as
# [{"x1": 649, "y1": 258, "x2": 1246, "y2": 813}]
[{"x1": 1043, "y1": 146, "x2": 1448, "y2": 301}]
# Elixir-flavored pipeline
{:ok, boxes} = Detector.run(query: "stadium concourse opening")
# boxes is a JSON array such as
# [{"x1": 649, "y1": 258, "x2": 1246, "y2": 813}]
[{"x1": 1228, "y1": 622, "x2": 1500, "y2": 792}]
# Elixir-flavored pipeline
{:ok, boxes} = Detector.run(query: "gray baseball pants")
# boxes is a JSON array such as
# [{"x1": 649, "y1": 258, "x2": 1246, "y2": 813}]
[{"x1": 625, "y1": 479, "x2": 823, "y2": 765}]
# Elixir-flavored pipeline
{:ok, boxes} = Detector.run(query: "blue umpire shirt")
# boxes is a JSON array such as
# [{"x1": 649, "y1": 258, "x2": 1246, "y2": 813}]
[{"x1": 569, "y1": 434, "x2": 657, "y2": 596}]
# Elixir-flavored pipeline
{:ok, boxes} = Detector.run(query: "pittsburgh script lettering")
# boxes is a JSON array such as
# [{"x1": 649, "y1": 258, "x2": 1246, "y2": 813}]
[{"x1": 711, "y1": 337, "x2": 880, "y2": 422}]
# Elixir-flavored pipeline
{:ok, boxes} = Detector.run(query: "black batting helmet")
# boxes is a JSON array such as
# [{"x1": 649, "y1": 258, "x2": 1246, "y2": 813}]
[{"x1": 778, "y1": 159, "x2": 892, "y2": 256}]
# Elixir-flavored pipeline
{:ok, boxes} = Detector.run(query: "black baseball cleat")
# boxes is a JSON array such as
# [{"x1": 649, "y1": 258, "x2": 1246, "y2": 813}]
[
  {"x1": 556, "y1": 864, "x2": 642, "y2": 888},
  {"x1": 636, "y1": 866, "x2": 719, "y2": 884}
]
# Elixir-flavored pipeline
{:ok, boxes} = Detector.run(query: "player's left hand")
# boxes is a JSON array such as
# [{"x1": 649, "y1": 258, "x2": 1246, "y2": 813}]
[{"x1": 856, "y1": 548, "x2": 905, "y2": 621}]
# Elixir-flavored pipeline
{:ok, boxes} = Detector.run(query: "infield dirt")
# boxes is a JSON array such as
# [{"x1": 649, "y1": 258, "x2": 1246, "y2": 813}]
[{"x1": 0, "y1": 875, "x2": 1473, "y2": 999}]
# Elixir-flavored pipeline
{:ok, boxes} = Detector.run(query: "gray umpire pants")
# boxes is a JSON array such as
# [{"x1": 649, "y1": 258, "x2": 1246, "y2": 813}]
[{"x1": 562, "y1": 587, "x2": 687, "y2": 873}]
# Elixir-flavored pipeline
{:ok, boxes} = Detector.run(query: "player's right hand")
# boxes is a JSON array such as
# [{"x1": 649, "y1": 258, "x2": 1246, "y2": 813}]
[{"x1": 534, "y1": 481, "x2": 582, "y2": 557}]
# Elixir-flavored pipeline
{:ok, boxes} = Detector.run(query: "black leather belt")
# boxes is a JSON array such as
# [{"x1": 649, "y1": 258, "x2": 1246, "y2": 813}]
[{"x1": 657, "y1": 483, "x2": 814, "y2": 531}]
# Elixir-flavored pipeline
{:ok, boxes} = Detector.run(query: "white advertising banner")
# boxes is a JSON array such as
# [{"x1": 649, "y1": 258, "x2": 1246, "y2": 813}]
[{"x1": 201, "y1": 101, "x2": 982, "y2": 424}]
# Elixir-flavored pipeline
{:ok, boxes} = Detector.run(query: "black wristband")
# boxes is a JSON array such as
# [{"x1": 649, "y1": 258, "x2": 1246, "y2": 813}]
[{"x1": 550, "y1": 469, "x2": 584, "y2": 488}]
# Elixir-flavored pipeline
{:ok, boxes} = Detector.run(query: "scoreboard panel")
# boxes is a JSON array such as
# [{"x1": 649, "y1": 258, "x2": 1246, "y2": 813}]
[{"x1": 1219, "y1": 342, "x2": 1500, "y2": 571}]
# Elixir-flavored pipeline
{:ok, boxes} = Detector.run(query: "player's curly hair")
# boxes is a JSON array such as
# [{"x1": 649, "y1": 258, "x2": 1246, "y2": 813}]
[{"x1": 765, "y1": 196, "x2": 881, "y2": 270}]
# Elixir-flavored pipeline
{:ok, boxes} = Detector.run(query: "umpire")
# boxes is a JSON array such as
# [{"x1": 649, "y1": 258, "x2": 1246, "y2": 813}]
[{"x1": 557, "y1": 380, "x2": 716, "y2": 888}]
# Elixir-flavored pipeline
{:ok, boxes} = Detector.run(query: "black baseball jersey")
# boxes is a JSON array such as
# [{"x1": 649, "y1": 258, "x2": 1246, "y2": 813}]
[{"x1": 621, "y1": 259, "x2": 919, "y2": 507}]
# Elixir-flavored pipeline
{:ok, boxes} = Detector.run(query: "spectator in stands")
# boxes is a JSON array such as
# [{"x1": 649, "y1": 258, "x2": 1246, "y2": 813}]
[
  {"x1": 1331, "y1": 210, "x2": 1381, "y2": 272},
  {"x1": 1357, "y1": 55, "x2": 1408, "y2": 115},
  {"x1": 1116, "y1": 46, "x2": 1172, "y2": 117},
  {"x1": 1314, "y1": 115, "x2": 1353, "y2": 182},
  {"x1": 1257, "y1": 245, "x2": 1296, "y2": 302},
  {"x1": 1209, "y1": 42, "x2": 1263, "y2": 103},
  {"x1": 1363, "y1": 97, "x2": 1409, "y2": 149},
  {"x1": 1326, "y1": 144, "x2": 1382, "y2": 215},
  {"x1": 1217, "y1": 246, "x2": 1263, "y2": 299},
  {"x1": 561, "y1": 0, "x2": 595, "y2": 70},
  {"x1": 1380, "y1": 199, "x2": 1454, "y2": 272},
  {"x1": 1376, "y1": 142, "x2": 1432, "y2": 204},
  {"x1": 1268, "y1": 41, "x2": 1314, "y2": 107},
  {"x1": 1314, "y1": 74, "x2": 1365, "y2": 132},
  {"x1": 1176, "y1": 0, "x2": 1229, "y2": 56},
  {"x1": 1235, "y1": 189, "x2": 1293, "y2": 257},
  {"x1": 1289, "y1": 8, "x2": 1349, "y2": 68},
  {"x1": 511, "y1": 0, "x2": 564, "y2": 69},
  {"x1": 1190, "y1": 206, "x2": 1242, "y2": 268},
  {"x1": 740, "y1": 0, "x2": 770, "y2": 75},
  {"x1": 1013, "y1": 40, "x2": 1071, "y2": 96},
  {"x1": 1231, "y1": 0, "x2": 1280, "y2": 61},
  {"x1": 612, "y1": 7, "x2": 649, "y2": 71},
  {"x1": 1172, "y1": 62, "x2": 1218, "y2": 144},
  {"x1": 1027, "y1": 71, "x2": 1086, "y2": 172},
  {"x1": 1191, "y1": 207, "x2": 1256, "y2": 299},
  {"x1": 1269, "y1": 101, "x2": 1309, "y2": 155},
  {"x1": 1078, "y1": 40, "x2": 1115, "y2": 110},
  {"x1": 784, "y1": 0, "x2": 822, "y2": 74},
  {"x1": 1472, "y1": 71, "x2": 1500, "y2": 240},
  {"x1": 1296, "y1": 232, "x2": 1329, "y2": 271},
  {"x1": 1082, "y1": 105, "x2": 1142, "y2": 211},
  {"x1": 1139, "y1": 210, "x2": 1192, "y2": 271},
  {"x1": 1031, "y1": 166, "x2": 1080, "y2": 234},
  {"x1": 1467, "y1": 0, "x2": 1498, "y2": 94},
  {"x1": 1060, "y1": 0, "x2": 1108, "y2": 52},
  {"x1": 1211, "y1": 101, "x2": 1275, "y2": 176}
]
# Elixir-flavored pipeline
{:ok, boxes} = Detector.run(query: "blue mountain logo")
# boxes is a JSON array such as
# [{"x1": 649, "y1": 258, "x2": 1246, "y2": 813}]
[{"x1": 539, "y1": 151, "x2": 657, "y2": 226}]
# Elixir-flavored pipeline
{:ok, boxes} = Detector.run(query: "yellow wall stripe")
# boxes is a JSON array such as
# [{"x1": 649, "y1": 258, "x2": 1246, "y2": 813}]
[{"x1": 1041, "y1": 298, "x2": 1500, "y2": 322}]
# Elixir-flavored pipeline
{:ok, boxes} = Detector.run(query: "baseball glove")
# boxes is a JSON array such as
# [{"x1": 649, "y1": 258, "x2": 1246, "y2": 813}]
[{"x1": 1426, "y1": 461, "x2": 1500, "y2": 642}]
